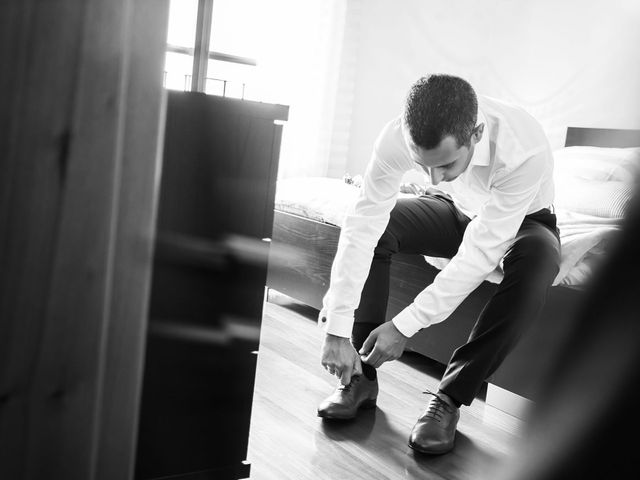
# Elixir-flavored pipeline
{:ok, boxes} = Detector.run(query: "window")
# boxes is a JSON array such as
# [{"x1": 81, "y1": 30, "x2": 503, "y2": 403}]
[
  {"x1": 163, "y1": 0, "x2": 355, "y2": 180},
  {"x1": 164, "y1": 0, "x2": 198, "y2": 91},
  {"x1": 164, "y1": 0, "x2": 265, "y2": 99}
]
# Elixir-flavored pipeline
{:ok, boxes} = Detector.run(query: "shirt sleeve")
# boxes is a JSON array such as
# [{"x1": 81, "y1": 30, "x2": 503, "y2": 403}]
[
  {"x1": 319, "y1": 126, "x2": 408, "y2": 338},
  {"x1": 392, "y1": 152, "x2": 547, "y2": 338}
]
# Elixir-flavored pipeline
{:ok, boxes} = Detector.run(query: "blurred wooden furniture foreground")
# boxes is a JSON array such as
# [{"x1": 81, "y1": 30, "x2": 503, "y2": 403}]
[
  {"x1": 0, "y1": 1, "x2": 169, "y2": 479},
  {"x1": 135, "y1": 92, "x2": 288, "y2": 480}
]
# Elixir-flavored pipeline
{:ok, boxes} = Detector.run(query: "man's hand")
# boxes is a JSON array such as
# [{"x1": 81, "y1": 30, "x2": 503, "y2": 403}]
[
  {"x1": 359, "y1": 322, "x2": 409, "y2": 368},
  {"x1": 321, "y1": 334, "x2": 363, "y2": 386}
]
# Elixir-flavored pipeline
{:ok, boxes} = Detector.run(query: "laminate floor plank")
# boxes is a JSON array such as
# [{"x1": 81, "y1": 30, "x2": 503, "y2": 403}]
[{"x1": 247, "y1": 292, "x2": 525, "y2": 480}]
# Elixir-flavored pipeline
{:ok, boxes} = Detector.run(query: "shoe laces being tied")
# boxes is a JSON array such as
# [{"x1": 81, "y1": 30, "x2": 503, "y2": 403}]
[
  {"x1": 338, "y1": 375, "x2": 361, "y2": 392},
  {"x1": 422, "y1": 389, "x2": 454, "y2": 422}
]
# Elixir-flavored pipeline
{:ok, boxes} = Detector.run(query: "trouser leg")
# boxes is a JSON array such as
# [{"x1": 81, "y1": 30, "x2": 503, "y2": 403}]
[
  {"x1": 352, "y1": 194, "x2": 469, "y2": 351},
  {"x1": 438, "y1": 212, "x2": 561, "y2": 406}
]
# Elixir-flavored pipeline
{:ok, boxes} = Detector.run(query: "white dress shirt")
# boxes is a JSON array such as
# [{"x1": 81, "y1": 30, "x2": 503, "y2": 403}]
[{"x1": 320, "y1": 95, "x2": 555, "y2": 339}]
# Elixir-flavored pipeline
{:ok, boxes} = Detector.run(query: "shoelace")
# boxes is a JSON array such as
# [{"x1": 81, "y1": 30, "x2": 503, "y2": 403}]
[
  {"x1": 421, "y1": 389, "x2": 454, "y2": 422},
  {"x1": 338, "y1": 375, "x2": 361, "y2": 392}
]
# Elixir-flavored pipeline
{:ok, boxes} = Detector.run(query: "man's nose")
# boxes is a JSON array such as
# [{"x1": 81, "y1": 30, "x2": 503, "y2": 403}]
[{"x1": 429, "y1": 167, "x2": 443, "y2": 185}]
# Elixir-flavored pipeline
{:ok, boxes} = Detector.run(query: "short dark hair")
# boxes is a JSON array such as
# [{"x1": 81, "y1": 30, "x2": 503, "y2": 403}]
[{"x1": 404, "y1": 74, "x2": 478, "y2": 149}]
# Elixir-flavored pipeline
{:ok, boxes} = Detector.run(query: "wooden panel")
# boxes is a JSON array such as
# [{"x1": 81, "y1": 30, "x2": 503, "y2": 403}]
[
  {"x1": 0, "y1": 1, "x2": 169, "y2": 479},
  {"x1": 565, "y1": 127, "x2": 640, "y2": 147},
  {"x1": 0, "y1": 3, "x2": 84, "y2": 477},
  {"x1": 156, "y1": 92, "x2": 287, "y2": 241},
  {"x1": 267, "y1": 211, "x2": 340, "y2": 310},
  {"x1": 137, "y1": 319, "x2": 258, "y2": 480},
  {"x1": 95, "y1": 2, "x2": 169, "y2": 479},
  {"x1": 137, "y1": 94, "x2": 287, "y2": 479},
  {"x1": 263, "y1": 123, "x2": 285, "y2": 239}
]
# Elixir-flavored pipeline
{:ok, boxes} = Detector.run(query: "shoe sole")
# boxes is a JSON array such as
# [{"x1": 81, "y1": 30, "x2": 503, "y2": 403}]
[
  {"x1": 407, "y1": 440, "x2": 454, "y2": 455},
  {"x1": 317, "y1": 398, "x2": 377, "y2": 420}
]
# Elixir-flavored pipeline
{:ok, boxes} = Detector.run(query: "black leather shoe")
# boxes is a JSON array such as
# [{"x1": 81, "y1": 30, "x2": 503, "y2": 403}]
[
  {"x1": 408, "y1": 391, "x2": 460, "y2": 454},
  {"x1": 317, "y1": 375, "x2": 378, "y2": 420}
]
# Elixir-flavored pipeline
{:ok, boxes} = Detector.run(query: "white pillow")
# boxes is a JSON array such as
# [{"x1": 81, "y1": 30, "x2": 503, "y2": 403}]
[
  {"x1": 554, "y1": 177, "x2": 634, "y2": 219},
  {"x1": 552, "y1": 146, "x2": 639, "y2": 218},
  {"x1": 553, "y1": 146, "x2": 640, "y2": 183}
]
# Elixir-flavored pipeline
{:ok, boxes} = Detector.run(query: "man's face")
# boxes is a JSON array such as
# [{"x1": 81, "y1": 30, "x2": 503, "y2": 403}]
[{"x1": 412, "y1": 125, "x2": 484, "y2": 185}]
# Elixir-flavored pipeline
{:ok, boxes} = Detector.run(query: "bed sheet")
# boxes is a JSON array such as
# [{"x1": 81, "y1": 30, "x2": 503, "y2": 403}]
[{"x1": 274, "y1": 177, "x2": 623, "y2": 287}]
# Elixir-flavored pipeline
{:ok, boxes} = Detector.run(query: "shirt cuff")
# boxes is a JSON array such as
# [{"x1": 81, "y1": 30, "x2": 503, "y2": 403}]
[
  {"x1": 318, "y1": 310, "x2": 354, "y2": 338},
  {"x1": 392, "y1": 304, "x2": 428, "y2": 338}
]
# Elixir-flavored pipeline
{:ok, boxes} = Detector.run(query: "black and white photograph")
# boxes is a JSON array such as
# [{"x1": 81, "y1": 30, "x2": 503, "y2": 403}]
[{"x1": 1, "y1": 1, "x2": 640, "y2": 479}]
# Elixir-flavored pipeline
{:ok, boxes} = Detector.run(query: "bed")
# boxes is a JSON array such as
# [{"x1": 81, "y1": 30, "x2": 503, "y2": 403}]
[{"x1": 267, "y1": 127, "x2": 640, "y2": 402}]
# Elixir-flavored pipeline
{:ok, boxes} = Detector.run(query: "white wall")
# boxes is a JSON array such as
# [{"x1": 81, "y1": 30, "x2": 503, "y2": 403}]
[{"x1": 343, "y1": 0, "x2": 640, "y2": 176}]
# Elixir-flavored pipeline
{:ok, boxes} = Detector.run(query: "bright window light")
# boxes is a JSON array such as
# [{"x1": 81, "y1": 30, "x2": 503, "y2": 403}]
[
  {"x1": 206, "y1": 59, "x2": 256, "y2": 98},
  {"x1": 163, "y1": 0, "x2": 349, "y2": 178},
  {"x1": 209, "y1": 0, "x2": 264, "y2": 60},
  {"x1": 163, "y1": 0, "x2": 341, "y2": 107},
  {"x1": 164, "y1": 52, "x2": 193, "y2": 91},
  {"x1": 166, "y1": 0, "x2": 198, "y2": 48}
]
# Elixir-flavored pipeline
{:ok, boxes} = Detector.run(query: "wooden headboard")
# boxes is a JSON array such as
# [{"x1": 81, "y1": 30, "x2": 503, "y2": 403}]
[{"x1": 565, "y1": 127, "x2": 640, "y2": 148}]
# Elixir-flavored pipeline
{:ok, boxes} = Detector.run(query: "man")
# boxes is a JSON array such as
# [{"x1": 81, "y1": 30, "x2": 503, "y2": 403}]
[{"x1": 316, "y1": 74, "x2": 560, "y2": 455}]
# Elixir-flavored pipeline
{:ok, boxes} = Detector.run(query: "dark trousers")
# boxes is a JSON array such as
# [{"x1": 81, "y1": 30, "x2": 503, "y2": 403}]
[{"x1": 354, "y1": 193, "x2": 561, "y2": 406}]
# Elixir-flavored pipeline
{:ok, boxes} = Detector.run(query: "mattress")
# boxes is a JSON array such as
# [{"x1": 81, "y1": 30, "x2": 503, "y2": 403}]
[{"x1": 274, "y1": 177, "x2": 624, "y2": 287}]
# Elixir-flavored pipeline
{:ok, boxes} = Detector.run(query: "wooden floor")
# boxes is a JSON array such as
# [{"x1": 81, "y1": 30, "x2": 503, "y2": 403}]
[{"x1": 246, "y1": 291, "x2": 524, "y2": 480}]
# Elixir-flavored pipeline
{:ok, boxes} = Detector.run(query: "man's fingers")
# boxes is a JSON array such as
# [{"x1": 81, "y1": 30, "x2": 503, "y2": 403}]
[
  {"x1": 353, "y1": 356, "x2": 363, "y2": 377},
  {"x1": 340, "y1": 366, "x2": 352, "y2": 386},
  {"x1": 361, "y1": 345, "x2": 381, "y2": 366},
  {"x1": 359, "y1": 332, "x2": 376, "y2": 355}
]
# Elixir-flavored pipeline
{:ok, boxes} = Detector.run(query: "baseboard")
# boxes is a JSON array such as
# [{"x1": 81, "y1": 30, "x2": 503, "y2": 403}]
[{"x1": 486, "y1": 383, "x2": 534, "y2": 420}]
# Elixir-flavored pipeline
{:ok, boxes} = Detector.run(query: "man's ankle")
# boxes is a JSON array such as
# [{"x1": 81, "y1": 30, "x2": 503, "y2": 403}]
[{"x1": 437, "y1": 390, "x2": 461, "y2": 409}]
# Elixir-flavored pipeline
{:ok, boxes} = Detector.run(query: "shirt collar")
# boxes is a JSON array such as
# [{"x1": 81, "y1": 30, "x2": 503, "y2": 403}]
[
  {"x1": 470, "y1": 108, "x2": 490, "y2": 167},
  {"x1": 400, "y1": 114, "x2": 420, "y2": 161}
]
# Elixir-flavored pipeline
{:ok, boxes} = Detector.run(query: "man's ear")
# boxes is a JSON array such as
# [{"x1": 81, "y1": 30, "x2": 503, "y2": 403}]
[{"x1": 472, "y1": 123, "x2": 484, "y2": 143}]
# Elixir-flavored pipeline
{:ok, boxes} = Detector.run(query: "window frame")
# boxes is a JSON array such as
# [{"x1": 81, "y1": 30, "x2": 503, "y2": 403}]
[{"x1": 165, "y1": 0, "x2": 258, "y2": 94}]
